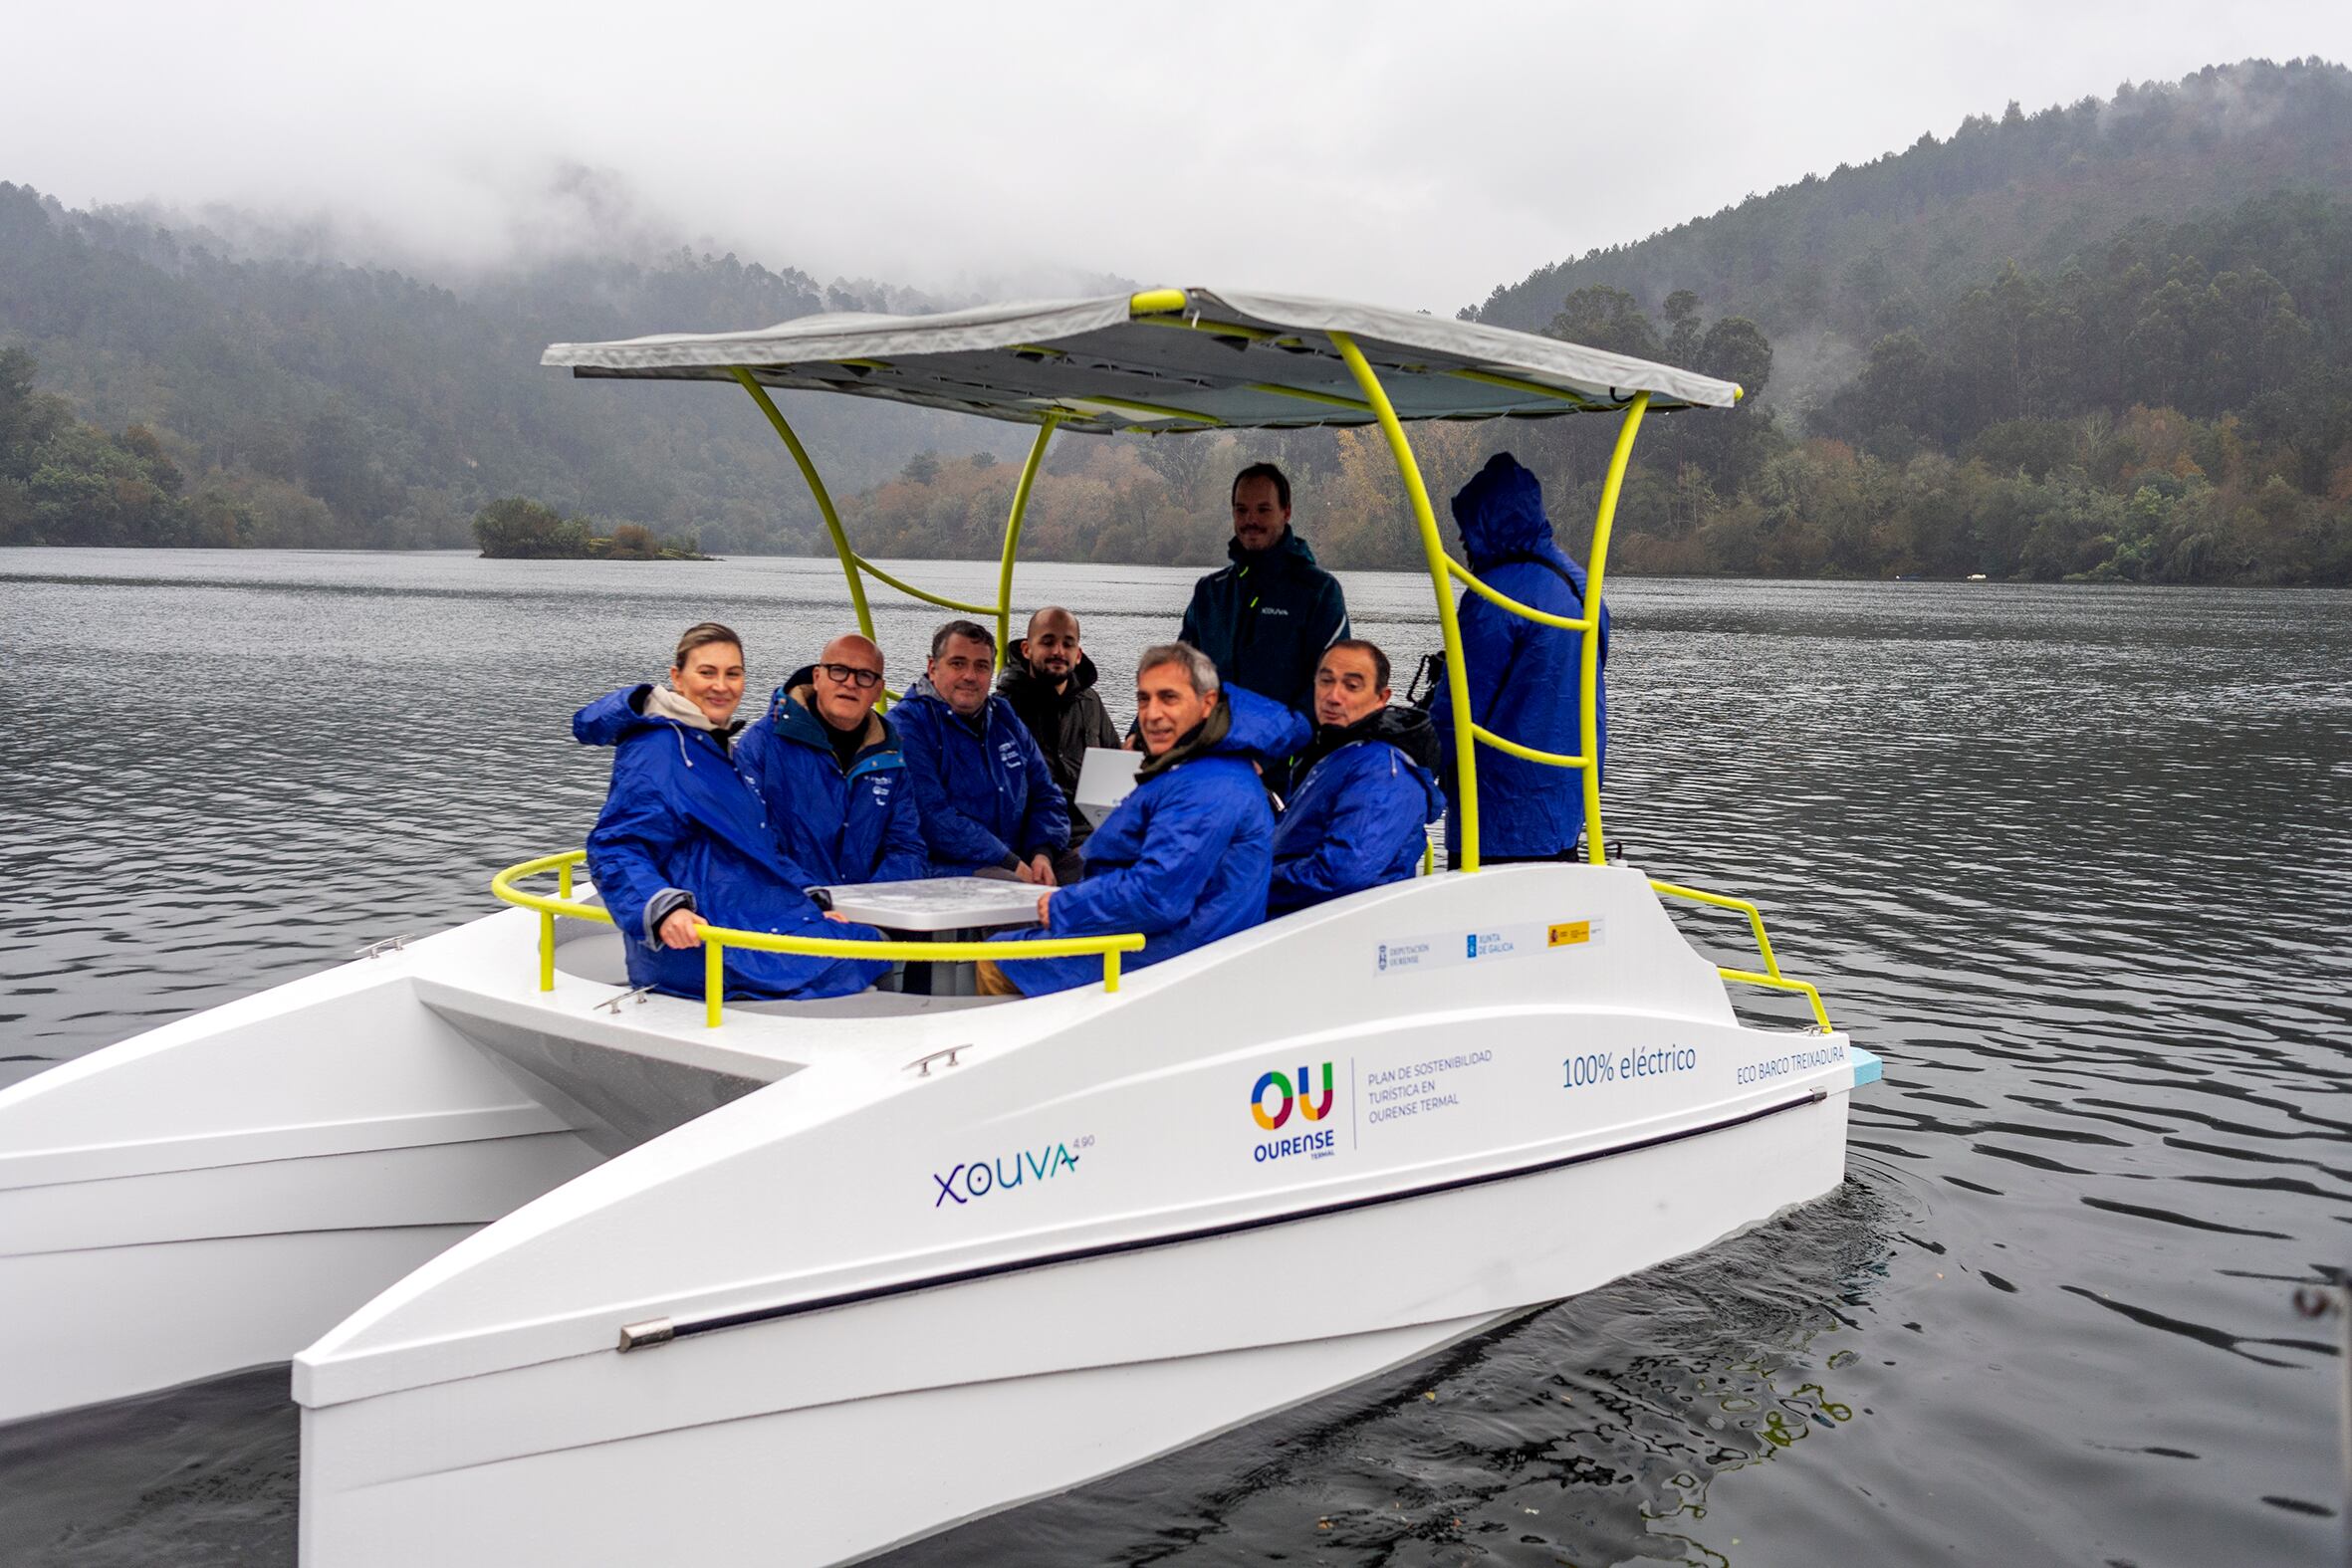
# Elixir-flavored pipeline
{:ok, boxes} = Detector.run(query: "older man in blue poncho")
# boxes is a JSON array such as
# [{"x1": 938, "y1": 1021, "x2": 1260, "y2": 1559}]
[
  {"x1": 1430, "y1": 452, "x2": 1611, "y2": 864},
  {"x1": 576, "y1": 623, "x2": 889, "y2": 1003},
  {"x1": 734, "y1": 632, "x2": 927, "y2": 888},
  {"x1": 980, "y1": 643, "x2": 1308, "y2": 998}
]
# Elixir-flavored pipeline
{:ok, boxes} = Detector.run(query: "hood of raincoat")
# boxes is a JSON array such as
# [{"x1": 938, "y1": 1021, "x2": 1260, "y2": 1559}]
[
  {"x1": 768, "y1": 666, "x2": 892, "y2": 758},
  {"x1": 573, "y1": 683, "x2": 746, "y2": 749},
  {"x1": 1299, "y1": 703, "x2": 1440, "y2": 779},
  {"x1": 1140, "y1": 683, "x2": 1310, "y2": 782},
  {"x1": 1451, "y1": 452, "x2": 1561, "y2": 570}
]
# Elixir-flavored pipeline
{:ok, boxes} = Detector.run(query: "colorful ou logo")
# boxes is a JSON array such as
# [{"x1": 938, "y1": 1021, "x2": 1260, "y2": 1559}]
[{"x1": 1252, "y1": 1063, "x2": 1336, "y2": 1130}]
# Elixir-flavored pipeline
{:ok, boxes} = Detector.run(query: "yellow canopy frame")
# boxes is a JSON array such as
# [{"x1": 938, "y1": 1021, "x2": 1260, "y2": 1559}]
[{"x1": 723, "y1": 294, "x2": 1649, "y2": 874}]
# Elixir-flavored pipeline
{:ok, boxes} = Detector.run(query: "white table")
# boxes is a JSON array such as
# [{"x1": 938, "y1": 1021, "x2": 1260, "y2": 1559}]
[{"x1": 816, "y1": 876, "x2": 1043, "y2": 995}]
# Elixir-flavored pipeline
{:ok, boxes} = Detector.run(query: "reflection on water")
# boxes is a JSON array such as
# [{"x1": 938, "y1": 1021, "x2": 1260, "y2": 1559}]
[{"x1": 1, "y1": 550, "x2": 2346, "y2": 1567}]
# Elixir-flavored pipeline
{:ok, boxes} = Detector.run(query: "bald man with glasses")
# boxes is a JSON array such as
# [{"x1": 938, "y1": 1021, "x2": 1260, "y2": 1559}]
[{"x1": 736, "y1": 632, "x2": 928, "y2": 888}]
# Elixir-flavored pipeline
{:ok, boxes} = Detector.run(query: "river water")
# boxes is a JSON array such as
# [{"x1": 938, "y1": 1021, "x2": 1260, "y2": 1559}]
[{"x1": 0, "y1": 548, "x2": 2345, "y2": 1567}]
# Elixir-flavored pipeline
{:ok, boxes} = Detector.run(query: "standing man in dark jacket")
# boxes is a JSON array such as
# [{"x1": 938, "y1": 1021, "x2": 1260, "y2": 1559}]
[
  {"x1": 994, "y1": 605, "x2": 1120, "y2": 846},
  {"x1": 895, "y1": 619, "x2": 1077, "y2": 884},
  {"x1": 1179, "y1": 463, "x2": 1350, "y2": 718},
  {"x1": 735, "y1": 632, "x2": 928, "y2": 889},
  {"x1": 1430, "y1": 452, "x2": 1610, "y2": 864},
  {"x1": 1269, "y1": 639, "x2": 1443, "y2": 917}
]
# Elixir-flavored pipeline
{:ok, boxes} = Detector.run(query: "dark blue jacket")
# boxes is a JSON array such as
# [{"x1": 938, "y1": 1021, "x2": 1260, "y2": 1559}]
[
  {"x1": 734, "y1": 671, "x2": 928, "y2": 889},
  {"x1": 892, "y1": 677, "x2": 1070, "y2": 875},
  {"x1": 990, "y1": 686, "x2": 1309, "y2": 997},
  {"x1": 1269, "y1": 706, "x2": 1444, "y2": 917},
  {"x1": 1429, "y1": 453, "x2": 1611, "y2": 860},
  {"x1": 1179, "y1": 529, "x2": 1350, "y2": 715},
  {"x1": 575, "y1": 685, "x2": 888, "y2": 1001}
]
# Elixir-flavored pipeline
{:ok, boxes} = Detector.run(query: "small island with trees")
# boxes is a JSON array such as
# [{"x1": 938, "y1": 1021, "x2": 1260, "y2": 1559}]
[{"x1": 471, "y1": 497, "x2": 711, "y2": 560}]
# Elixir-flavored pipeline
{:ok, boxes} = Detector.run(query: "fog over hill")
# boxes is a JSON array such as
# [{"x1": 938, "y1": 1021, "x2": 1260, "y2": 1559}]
[
  {"x1": 2, "y1": 59, "x2": 2346, "y2": 583},
  {"x1": 1467, "y1": 58, "x2": 2352, "y2": 414}
]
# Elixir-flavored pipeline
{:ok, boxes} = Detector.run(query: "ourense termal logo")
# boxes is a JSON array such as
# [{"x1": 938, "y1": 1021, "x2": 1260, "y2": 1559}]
[{"x1": 1251, "y1": 1063, "x2": 1335, "y2": 1131}]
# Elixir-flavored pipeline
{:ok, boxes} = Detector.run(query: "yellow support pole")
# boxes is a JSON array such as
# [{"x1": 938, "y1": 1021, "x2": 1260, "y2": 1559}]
[
  {"x1": 539, "y1": 910, "x2": 556, "y2": 992},
  {"x1": 1581, "y1": 394, "x2": 1647, "y2": 864},
  {"x1": 729, "y1": 368, "x2": 877, "y2": 647},
  {"x1": 705, "y1": 937, "x2": 726, "y2": 1029},
  {"x1": 1445, "y1": 556, "x2": 1595, "y2": 630},
  {"x1": 1470, "y1": 724, "x2": 1586, "y2": 770},
  {"x1": 849, "y1": 554, "x2": 998, "y2": 617},
  {"x1": 1330, "y1": 332, "x2": 1481, "y2": 870},
  {"x1": 1103, "y1": 949, "x2": 1121, "y2": 994},
  {"x1": 995, "y1": 415, "x2": 1059, "y2": 669}
]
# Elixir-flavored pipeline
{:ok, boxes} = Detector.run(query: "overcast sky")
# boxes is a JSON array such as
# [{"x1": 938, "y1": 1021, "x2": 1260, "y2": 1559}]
[{"x1": 9, "y1": 1, "x2": 2348, "y2": 314}]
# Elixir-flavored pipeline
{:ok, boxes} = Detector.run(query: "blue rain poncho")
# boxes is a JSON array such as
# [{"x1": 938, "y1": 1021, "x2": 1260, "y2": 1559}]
[
  {"x1": 891, "y1": 677, "x2": 1071, "y2": 875},
  {"x1": 576, "y1": 685, "x2": 888, "y2": 1001},
  {"x1": 989, "y1": 686, "x2": 1308, "y2": 997},
  {"x1": 734, "y1": 671, "x2": 927, "y2": 889},
  {"x1": 1268, "y1": 706, "x2": 1444, "y2": 916},
  {"x1": 1429, "y1": 453, "x2": 1610, "y2": 860}
]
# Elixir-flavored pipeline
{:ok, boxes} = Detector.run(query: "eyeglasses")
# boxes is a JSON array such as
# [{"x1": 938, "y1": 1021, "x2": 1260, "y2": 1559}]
[{"x1": 816, "y1": 662, "x2": 883, "y2": 689}]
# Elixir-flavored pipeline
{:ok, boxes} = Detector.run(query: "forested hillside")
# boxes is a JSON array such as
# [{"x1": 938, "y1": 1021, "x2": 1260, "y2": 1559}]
[
  {"x1": 0, "y1": 183, "x2": 1033, "y2": 552},
  {"x1": 3, "y1": 58, "x2": 2347, "y2": 582}
]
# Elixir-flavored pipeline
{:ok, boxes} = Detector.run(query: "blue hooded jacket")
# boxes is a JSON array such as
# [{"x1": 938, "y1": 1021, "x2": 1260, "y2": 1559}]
[
  {"x1": 1429, "y1": 453, "x2": 1611, "y2": 860},
  {"x1": 734, "y1": 669, "x2": 928, "y2": 889},
  {"x1": 1268, "y1": 706, "x2": 1445, "y2": 917},
  {"x1": 989, "y1": 685, "x2": 1309, "y2": 997},
  {"x1": 892, "y1": 676, "x2": 1071, "y2": 875},
  {"x1": 575, "y1": 685, "x2": 889, "y2": 1001}
]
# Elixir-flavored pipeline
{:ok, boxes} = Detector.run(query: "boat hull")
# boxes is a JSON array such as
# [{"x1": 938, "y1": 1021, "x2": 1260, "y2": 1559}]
[{"x1": 300, "y1": 1087, "x2": 1848, "y2": 1567}]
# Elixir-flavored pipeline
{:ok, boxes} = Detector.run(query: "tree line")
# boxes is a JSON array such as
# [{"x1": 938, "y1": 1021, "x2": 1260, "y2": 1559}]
[{"x1": 837, "y1": 191, "x2": 2350, "y2": 585}]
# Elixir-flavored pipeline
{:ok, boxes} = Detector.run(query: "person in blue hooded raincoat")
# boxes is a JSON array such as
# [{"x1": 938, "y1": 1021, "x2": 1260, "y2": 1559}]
[
  {"x1": 734, "y1": 632, "x2": 927, "y2": 888},
  {"x1": 980, "y1": 644, "x2": 1308, "y2": 998},
  {"x1": 1270, "y1": 639, "x2": 1443, "y2": 917},
  {"x1": 576, "y1": 623, "x2": 889, "y2": 1002},
  {"x1": 1429, "y1": 452, "x2": 1610, "y2": 864},
  {"x1": 893, "y1": 618, "x2": 1075, "y2": 883}
]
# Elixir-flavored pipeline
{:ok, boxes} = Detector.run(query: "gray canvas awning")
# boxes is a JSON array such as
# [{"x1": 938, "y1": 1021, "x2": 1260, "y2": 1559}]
[{"x1": 541, "y1": 287, "x2": 1742, "y2": 435}]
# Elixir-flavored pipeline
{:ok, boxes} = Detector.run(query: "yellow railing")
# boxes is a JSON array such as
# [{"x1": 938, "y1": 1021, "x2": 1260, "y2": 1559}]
[
  {"x1": 1649, "y1": 879, "x2": 1834, "y2": 1032},
  {"x1": 492, "y1": 851, "x2": 1144, "y2": 1027},
  {"x1": 728, "y1": 367, "x2": 1059, "y2": 690}
]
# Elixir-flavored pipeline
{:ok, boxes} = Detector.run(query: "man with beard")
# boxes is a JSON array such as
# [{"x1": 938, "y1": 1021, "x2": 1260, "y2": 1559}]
[
  {"x1": 1178, "y1": 462, "x2": 1350, "y2": 719},
  {"x1": 1267, "y1": 639, "x2": 1443, "y2": 918},
  {"x1": 994, "y1": 605, "x2": 1120, "y2": 847}
]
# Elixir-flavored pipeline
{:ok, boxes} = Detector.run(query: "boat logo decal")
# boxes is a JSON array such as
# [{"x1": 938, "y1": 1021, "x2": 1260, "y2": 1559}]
[
  {"x1": 1251, "y1": 1063, "x2": 1334, "y2": 1131},
  {"x1": 932, "y1": 1140, "x2": 1084, "y2": 1208},
  {"x1": 1376, "y1": 919, "x2": 1604, "y2": 977},
  {"x1": 1250, "y1": 1061, "x2": 1338, "y2": 1165}
]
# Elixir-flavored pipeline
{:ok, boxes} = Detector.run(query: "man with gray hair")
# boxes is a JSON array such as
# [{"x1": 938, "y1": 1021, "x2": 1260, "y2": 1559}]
[{"x1": 978, "y1": 641, "x2": 1307, "y2": 997}]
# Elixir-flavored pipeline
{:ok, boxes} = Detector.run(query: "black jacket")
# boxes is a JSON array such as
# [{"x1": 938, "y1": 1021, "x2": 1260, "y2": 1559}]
[
  {"x1": 996, "y1": 652, "x2": 1121, "y2": 842},
  {"x1": 1178, "y1": 529, "x2": 1350, "y2": 716}
]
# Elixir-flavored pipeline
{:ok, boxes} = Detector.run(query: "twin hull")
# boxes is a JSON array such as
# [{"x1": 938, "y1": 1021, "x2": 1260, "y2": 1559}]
[{"x1": 0, "y1": 865, "x2": 1867, "y2": 1565}]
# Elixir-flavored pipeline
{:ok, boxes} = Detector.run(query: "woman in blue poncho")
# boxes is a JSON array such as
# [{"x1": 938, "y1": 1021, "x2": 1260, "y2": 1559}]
[{"x1": 575, "y1": 622, "x2": 888, "y2": 1002}]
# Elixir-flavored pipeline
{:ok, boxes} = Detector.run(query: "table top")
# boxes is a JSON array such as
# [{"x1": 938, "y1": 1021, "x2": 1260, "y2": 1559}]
[{"x1": 817, "y1": 875, "x2": 1044, "y2": 932}]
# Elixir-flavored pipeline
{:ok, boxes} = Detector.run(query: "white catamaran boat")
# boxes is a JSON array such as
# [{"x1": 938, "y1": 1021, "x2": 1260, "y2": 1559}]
[{"x1": 0, "y1": 288, "x2": 1878, "y2": 1566}]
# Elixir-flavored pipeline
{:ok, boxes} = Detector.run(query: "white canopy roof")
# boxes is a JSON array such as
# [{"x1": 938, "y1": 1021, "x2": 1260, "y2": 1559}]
[{"x1": 541, "y1": 287, "x2": 1742, "y2": 435}]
